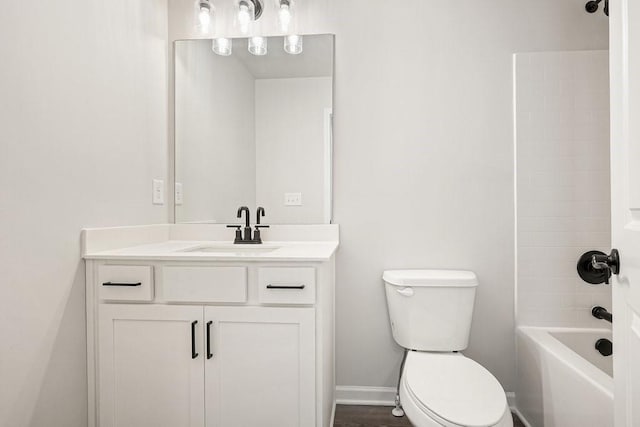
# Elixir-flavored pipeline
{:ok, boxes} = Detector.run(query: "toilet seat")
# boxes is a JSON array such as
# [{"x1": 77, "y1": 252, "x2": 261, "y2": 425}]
[{"x1": 401, "y1": 352, "x2": 509, "y2": 427}]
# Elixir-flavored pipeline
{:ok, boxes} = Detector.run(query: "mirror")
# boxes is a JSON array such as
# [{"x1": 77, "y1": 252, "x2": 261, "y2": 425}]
[{"x1": 174, "y1": 34, "x2": 333, "y2": 225}]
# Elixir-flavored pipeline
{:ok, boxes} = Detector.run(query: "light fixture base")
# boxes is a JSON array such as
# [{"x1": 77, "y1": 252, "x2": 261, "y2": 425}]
[{"x1": 250, "y1": 0, "x2": 264, "y2": 19}]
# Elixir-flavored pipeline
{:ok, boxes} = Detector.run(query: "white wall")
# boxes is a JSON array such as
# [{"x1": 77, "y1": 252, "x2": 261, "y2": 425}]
[
  {"x1": 0, "y1": 1, "x2": 168, "y2": 425},
  {"x1": 175, "y1": 40, "x2": 255, "y2": 223},
  {"x1": 329, "y1": 0, "x2": 608, "y2": 394},
  {"x1": 515, "y1": 51, "x2": 611, "y2": 327},
  {"x1": 255, "y1": 77, "x2": 332, "y2": 224}
]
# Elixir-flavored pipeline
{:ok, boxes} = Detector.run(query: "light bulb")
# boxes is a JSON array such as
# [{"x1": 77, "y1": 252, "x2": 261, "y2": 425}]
[
  {"x1": 284, "y1": 34, "x2": 302, "y2": 54},
  {"x1": 237, "y1": 1, "x2": 253, "y2": 34},
  {"x1": 197, "y1": 0, "x2": 212, "y2": 34},
  {"x1": 248, "y1": 36, "x2": 267, "y2": 56},
  {"x1": 278, "y1": 1, "x2": 292, "y2": 32},
  {"x1": 212, "y1": 38, "x2": 232, "y2": 56}
]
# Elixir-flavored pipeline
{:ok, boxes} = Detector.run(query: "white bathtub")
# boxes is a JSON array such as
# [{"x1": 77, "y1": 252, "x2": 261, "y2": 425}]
[{"x1": 516, "y1": 327, "x2": 613, "y2": 427}]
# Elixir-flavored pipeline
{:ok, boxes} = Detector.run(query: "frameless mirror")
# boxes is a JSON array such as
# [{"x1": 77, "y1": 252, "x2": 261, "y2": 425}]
[{"x1": 174, "y1": 34, "x2": 333, "y2": 224}]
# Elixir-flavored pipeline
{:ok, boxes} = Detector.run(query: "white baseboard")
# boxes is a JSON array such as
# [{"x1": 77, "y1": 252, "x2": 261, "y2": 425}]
[
  {"x1": 506, "y1": 392, "x2": 516, "y2": 410},
  {"x1": 330, "y1": 401, "x2": 336, "y2": 426},
  {"x1": 335, "y1": 386, "x2": 397, "y2": 406},
  {"x1": 335, "y1": 387, "x2": 522, "y2": 416}
]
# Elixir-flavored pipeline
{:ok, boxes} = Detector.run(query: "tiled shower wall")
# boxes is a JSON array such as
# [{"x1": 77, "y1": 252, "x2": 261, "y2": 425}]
[{"x1": 515, "y1": 51, "x2": 611, "y2": 327}]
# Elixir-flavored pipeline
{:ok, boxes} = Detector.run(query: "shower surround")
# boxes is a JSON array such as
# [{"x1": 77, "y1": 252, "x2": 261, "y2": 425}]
[{"x1": 515, "y1": 50, "x2": 611, "y2": 328}]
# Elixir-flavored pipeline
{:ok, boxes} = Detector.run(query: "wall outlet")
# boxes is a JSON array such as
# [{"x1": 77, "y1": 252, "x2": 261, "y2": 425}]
[
  {"x1": 175, "y1": 182, "x2": 183, "y2": 205},
  {"x1": 284, "y1": 192, "x2": 302, "y2": 206},
  {"x1": 152, "y1": 179, "x2": 164, "y2": 205}
]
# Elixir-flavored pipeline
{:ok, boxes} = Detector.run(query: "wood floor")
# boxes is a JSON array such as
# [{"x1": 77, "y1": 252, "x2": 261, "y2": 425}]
[{"x1": 333, "y1": 405, "x2": 526, "y2": 427}]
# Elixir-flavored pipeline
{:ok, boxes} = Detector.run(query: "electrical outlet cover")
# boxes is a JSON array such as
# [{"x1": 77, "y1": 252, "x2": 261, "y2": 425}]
[
  {"x1": 284, "y1": 192, "x2": 302, "y2": 206},
  {"x1": 152, "y1": 179, "x2": 164, "y2": 205}
]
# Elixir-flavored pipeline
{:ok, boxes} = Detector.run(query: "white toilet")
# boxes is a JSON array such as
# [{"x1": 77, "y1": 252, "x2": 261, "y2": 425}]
[{"x1": 383, "y1": 269, "x2": 513, "y2": 427}]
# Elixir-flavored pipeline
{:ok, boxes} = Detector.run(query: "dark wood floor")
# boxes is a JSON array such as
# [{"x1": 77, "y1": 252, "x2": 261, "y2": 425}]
[{"x1": 333, "y1": 405, "x2": 526, "y2": 427}]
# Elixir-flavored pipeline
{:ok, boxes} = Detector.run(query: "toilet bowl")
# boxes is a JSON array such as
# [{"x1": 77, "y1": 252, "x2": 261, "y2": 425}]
[
  {"x1": 383, "y1": 270, "x2": 512, "y2": 427},
  {"x1": 399, "y1": 352, "x2": 512, "y2": 427}
]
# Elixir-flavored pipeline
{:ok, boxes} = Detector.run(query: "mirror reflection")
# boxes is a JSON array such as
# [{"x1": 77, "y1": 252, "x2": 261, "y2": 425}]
[{"x1": 174, "y1": 34, "x2": 333, "y2": 224}]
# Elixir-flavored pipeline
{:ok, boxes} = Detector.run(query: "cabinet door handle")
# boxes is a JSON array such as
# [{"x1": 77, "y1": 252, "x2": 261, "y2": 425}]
[
  {"x1": 191, "y1": 320, "x2": 198, "y2": 359},
  {"x1": 206, "y1": 321, "x2": 213, "y2": 359},
  {"x1": 266, "y1": 284, "x2": 305, "y2": 290},
  {"x1": 102, "y1": 282, "x2": 142, "y2": 287}
]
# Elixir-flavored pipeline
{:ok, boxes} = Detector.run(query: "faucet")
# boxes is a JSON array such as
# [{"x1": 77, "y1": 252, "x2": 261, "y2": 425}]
[
  {"x1": 226, "y1": 206, "x2": 268, "y2": 244},
  {"x1": 592, "y1": 306, "x2": 613, "y2": 323},
  {"x1": 237, "y1": 206, "x2": 251, "y2": 242}
]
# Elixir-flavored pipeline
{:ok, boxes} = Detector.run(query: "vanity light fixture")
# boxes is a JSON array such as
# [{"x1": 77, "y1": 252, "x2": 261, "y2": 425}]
[
  {"x1": 278, "y1": 0, "x2": 292, "y2": 32},
  {"x1": 200, "y1": 0, "x2": 301, "y2": 56},
  {"x1": 212, "y1": 37, "x2": 232, "y2": 56},
  {"x1": 248, "y1": 36, "x2": 267, "y2": 55},
  {"x1": 284, "y1": 34, "x2": 302, "y2": 54},
  {"x1": 196, "y1": 0, "x2": 214, "y2": 35}
]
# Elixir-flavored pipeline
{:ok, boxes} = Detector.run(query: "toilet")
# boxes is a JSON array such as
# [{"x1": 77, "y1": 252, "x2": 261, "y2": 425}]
[{"x1": 383, "y1": 270, "x2": 513, "y2": 427}]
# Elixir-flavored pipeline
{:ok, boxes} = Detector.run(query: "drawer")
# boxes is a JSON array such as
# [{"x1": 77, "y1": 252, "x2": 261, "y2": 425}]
[
  {"x1": 258, "y1": 267, "x2": 316, "y2": 305},
  {"x1": 161, "y1": 266, "x2": 247, "y2": 303},
  {"x1": 98, "y1": 265, "x2": 154, "y2": 302}
]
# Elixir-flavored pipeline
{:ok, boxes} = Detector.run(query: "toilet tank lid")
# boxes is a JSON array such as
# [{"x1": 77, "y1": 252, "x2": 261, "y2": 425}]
[{"x1": 382, "y1": 269, "x2": 478, "y2": 287}]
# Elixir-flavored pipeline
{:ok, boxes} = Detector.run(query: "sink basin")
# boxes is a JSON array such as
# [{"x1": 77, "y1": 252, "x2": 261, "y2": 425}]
[{"x1": 181, "y1": 244, "x2": 280, "y2": 255}]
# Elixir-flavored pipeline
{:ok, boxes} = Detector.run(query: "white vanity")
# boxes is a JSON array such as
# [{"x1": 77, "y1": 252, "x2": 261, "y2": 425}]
[{"x1": 83, "y1": 224, "x2": 338, "y2": 427}]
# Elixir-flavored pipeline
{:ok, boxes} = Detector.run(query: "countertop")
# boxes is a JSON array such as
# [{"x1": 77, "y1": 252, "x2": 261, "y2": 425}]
[{"x1": 83, "y1": 240, "x2": 339, "y2": 262}]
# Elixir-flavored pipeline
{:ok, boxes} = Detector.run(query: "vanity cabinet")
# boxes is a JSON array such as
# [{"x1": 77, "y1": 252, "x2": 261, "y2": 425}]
[
  {"x1": 205, "y1": 306, "x2": 315, "y2": 427},
  {"x1": 86, "y1": 258, "x2": 335, "y2": 427},
  {"x1": 98, "y1": 304, "x2": 205, "y2": 427}
]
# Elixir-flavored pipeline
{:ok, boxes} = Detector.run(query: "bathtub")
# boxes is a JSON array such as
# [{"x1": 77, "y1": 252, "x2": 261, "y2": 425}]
[{"x1": 516, "y1": 327, "x2": 613, "y2": 427}]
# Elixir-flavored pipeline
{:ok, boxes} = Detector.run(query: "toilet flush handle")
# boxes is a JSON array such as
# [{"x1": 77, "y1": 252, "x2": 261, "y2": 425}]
[{"x1": 396, "y1": 287, "x2": 414, "y2": 297}]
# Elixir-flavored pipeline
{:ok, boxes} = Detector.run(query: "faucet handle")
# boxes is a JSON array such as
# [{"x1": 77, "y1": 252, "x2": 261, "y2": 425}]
[
  {"x1": 226, "y1": 225, "x2": 243, "y2": 244},
  {"x1": 253, "y1": 224, "x2": 269, "y2": 244}
]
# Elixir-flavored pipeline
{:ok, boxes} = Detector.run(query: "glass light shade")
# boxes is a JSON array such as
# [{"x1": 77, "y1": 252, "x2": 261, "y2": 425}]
[
  {"x1": 284, "y1": 34, "x2": 302, "y2": 54},
  {"x1": 278, "y1": 2, "x2": 292, "y2": 32},
  {"x1": 237, "y1": 1, "x2": 254, "y2": 34},
  {"x1": 248, "y1": 36, "x2": 267, "y2": 56},
  {"x1": 196, "y1": 1, "x2": 213, "y2": 34},
  {"x1": 212, "y1": 38, "x2": 232, "y2": 56}
]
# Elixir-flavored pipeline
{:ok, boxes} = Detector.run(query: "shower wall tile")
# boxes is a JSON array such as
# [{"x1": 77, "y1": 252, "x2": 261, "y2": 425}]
[{"x1": 515, "y1": 50, "x2": 611, "y2": 328}]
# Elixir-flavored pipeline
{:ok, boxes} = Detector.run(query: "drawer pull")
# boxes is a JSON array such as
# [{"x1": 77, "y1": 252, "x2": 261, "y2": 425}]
[
  {"x1": 102, "y1": 282, "x2": 142, "y2": 287},
  {"x1": 191, "y1": 321, "x2": 198, "y2": 359},
  {"x1": 206, "y1": 321, "x2": 213, "y2": 359},
  {"x1": 266, "y1": 284, "x2": 305, "y2": 290}
]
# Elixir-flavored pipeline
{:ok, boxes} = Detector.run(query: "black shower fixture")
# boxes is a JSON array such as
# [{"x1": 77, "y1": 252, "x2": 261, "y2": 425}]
[{"x1": 585, "y1": 0, "x2": 609, "y2": 16}]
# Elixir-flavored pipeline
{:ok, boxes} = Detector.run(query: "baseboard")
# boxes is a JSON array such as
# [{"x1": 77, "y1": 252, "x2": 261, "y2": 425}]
[
  {"x1": 335, "y1": 386, "x2": 397, "y2": 406},
  {"x1": 330, "y1": 400, "x2": 336, "y2": 426},
  {"x1": 506, "y1": 392, "x2": 516, "y2": 410}
]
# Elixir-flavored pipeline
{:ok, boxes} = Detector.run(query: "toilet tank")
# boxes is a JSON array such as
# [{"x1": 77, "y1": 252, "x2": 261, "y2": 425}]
[{"x1": 383, "y1": 270, "x2": 478, "y2": 351}]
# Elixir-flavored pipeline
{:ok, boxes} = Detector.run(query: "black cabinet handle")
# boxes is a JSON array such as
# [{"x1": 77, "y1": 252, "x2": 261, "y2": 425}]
[
  {"x1": 266, "y1": 284, "x2": 305, "y2": 290},
  {"x1": 102, "y1": 282, "x2": 142, "y2": 287},
  {"x1": 191, "y1": 321, "x2": 198, "y2": 359},
  {"x1": 206, "y1": 321, "x2": 213, "y2": 359}
]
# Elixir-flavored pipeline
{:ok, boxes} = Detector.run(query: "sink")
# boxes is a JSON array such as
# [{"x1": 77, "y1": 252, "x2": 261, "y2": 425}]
[{"x1": 181, "y1": 244, "x2": 280, "y2": 255}]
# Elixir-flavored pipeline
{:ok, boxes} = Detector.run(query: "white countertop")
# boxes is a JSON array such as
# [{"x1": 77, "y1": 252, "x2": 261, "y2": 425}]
[{"x1": 83, "y1": 240, "x2": 339, "y2": 262}]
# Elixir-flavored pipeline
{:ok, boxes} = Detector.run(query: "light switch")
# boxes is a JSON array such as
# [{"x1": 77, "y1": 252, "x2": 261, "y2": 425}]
[
  {"x1": 152, "y1": 179, "x2": 164, "y2": 205},
  {"x1": 284, "y1": 192, "x2": 302, "y2": 206},
  {"x1": 175, "y1": 182, "x2": 183, "y2": 205}
]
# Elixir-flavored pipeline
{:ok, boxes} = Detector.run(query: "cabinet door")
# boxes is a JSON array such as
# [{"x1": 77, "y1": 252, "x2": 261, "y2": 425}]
[
  {"x1": 204, "y1": 306, "x2": 315, "y2": 427},
  {"x1": 98, "y1": 304, "x2": 205, "y2": 427}
]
